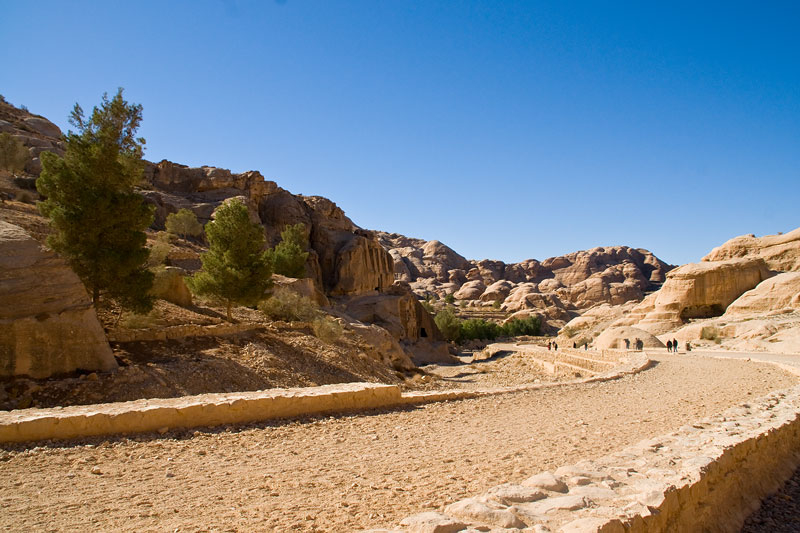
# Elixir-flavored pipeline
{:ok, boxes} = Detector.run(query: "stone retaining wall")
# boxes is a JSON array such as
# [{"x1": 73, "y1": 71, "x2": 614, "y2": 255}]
[
  {"x1": 107, "y1": 322, "x2": 261, "y2": 342},
  {"x1": 0, "y1": 354, "x2": 651, "y2": 444},
  {"x1": 376, "y1": 365, "x2": 800, "y2": 533}
]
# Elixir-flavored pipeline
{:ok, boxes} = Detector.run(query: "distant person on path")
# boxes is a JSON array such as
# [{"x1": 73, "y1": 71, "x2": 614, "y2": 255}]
[
  {"x1": 636, "y1": 338, "x2": 643, "y2": 351},
  {"x1": 547, "y1": 341, "x2": 551, "y2": 350},
  {"x1": 673, "y1": 339, "x2": 678, "y2": 352},
  {"x1": 686, "y1": 341, "x2": 691, "y2": 352},
  {"x1": 624, "y1": 339, "x2": 630, "y2": 350},
  {"x1": 573, "y1": 342, "x2": 577, "y2": 349},
  {"x1": 584, "y1": 342, "x2": 588, "y2": 350},
  {"x1": 554, "y1": 342, "x2": 558, "y2": 351},
  {"x1": 666, "y1": 340, "x2": 673, "y2": 353}
]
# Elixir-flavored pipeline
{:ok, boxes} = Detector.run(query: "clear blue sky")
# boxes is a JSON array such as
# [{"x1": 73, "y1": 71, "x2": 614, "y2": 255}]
[{"x1": 2, "y1": 1, "x2": 798, "y2": 266}]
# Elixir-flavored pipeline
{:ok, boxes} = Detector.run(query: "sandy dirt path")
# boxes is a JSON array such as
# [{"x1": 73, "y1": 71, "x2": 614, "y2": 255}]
[{"x1": 0, "y1": 353, "x2": 796, "y2": 532}]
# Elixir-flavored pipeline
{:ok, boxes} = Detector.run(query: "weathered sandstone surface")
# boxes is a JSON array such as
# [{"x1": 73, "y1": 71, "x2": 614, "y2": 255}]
[
  {"x1": 596, "y1": 226, "x2": 800, "y2": 353},
  {"x1": 703, "y1": 227, "x2": 800, "y2": 272},
  {"x1": 616, "y1": 258, "x2": 774, "y2": 335},
  {"x1": 724, "y1": 272, "x2": 800, "y2": 317},
  {"x1": 0, "y1": 221, "x2": 116, "y2": 378}
]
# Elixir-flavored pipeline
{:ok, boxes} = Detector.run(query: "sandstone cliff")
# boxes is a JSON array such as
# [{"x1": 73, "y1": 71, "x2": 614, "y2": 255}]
[
  {"x1": 703, "y1": 227, "x2": 800, "y2": 272},
  {"x1": 0, "y1": 221, "x2": 117, "y2": 378}
]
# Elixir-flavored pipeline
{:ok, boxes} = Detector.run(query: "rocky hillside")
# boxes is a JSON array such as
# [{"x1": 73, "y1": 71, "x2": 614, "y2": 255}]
[
  {"x1": 0, "y1": 99, "x2": 450, "y2": 369},
  {"x1": 0, "y1": 99, "x2": 64, "y2": 175},
  {"x1": 377, "y1": 231, "x2": 673, "y2": 331}
]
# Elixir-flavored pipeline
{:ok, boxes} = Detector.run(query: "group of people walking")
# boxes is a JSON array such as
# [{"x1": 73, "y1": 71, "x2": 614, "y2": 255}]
[{"x1": 666, "y1": 339, "x2": 679, "y2": 352}]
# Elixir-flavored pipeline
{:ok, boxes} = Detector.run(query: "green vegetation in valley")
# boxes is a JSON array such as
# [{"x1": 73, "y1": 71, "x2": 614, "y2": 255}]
[{"x1": 434, "y1": 309, "x2": 541, "y2": 343}]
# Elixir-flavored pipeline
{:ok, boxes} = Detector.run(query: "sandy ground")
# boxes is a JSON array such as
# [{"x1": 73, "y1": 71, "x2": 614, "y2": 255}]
[{"x1": 0, "y1": 353, "x2": 796, "y2": 532}]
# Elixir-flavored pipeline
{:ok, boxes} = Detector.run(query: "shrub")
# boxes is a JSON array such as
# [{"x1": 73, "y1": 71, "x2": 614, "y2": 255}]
[
  {"x1": 434, "y1": 308, "x2": 461, "y2": 342},
  {"x1": 501, "y1": 315, "x2": 542, "y2": 337},
  {"x1": 119, "y1": 309, "x2": 161, "y2": 329},
  {"x1": 421, "y1": 300, "x2": 434, "y2": 313},
  {"x1": 460, "y1": 318, "x2": 502, "y2": 341},
  {"x1": 313, "y1": 316, "x2": 343, "y2": 343},
  {"x1": 259, "y1": 287, "x2": 319, "y2": 322},
  {"x1": 165, "y1": 208, "x2": 203, "y2": 239},
  {"x1": 146, "y1": 232, "x2": 172, "y2": 267},
  {"x1": 444, "y1": 293, "x2": 455, "y2": 305},
  {"x1": 0, "y1": 133, "x2": 29, "y2": 174},
  {"x1": 700, "y1": 327, "x2": 719, "y2": 341}
]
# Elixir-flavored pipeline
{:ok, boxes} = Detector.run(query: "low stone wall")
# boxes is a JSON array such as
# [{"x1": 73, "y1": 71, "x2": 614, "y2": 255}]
[
  {"x1": 0, "y1": 383, "x2": 401, "y2": 443},
  {"x1": 0, "y1": 353, "x2": 651, "y2": 444},
  {"x1": 376, "y1": 380, "x2": 800, "y2": 532},
  {"x1": 107, "y1": 322, "x2": 261, "y2": 342}
]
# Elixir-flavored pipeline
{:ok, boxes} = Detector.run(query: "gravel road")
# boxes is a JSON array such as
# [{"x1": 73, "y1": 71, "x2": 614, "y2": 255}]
[{"x1": 0, "y1": 353, "x2": 795, "y2": 532}]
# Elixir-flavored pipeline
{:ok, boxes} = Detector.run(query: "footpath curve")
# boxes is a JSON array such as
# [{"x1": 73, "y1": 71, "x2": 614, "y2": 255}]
[
  {"x1": 0, "y1": 352, "x2": 794, "y2": 532},
  {"x1": 374, "y1": 350, "x2": 800, "y2": 533}
]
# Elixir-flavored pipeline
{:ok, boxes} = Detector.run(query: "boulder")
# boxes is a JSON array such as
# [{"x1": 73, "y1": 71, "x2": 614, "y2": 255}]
[
  {"x1": 22, "y1": 116, "x2": 62, "y2": 138},
  {"x1": 724, "y1": 272, "x2": 800, "y2": 317},
  {"x1": 593, "y1": 326, "x2": 664, "y2": 350},
  {"x1": 272, "y1": 274, "x2": 330, "y2": 307},
  {"x1": 703, "y1": 227, "x2": 800, "y2": 272},
  {"x1": 150, "y1": 266, "x2": 193, "y2": 307},
  {"x1": 0, "y1": 221, "x2": 116, "y2": 378},
  {"x1": 345, "y1": 321, "x2": 415, "y2": 371},
  {"x1": 454, "y1": 280, "x2": 486, "y2": 300},
  {"x1": 479, "y1": 280, "x2": 514, "y2": 302}
]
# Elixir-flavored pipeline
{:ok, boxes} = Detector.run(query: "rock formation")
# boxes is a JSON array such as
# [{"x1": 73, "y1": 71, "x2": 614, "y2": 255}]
[
  {"x1": 0, "y1": 221, "x2": 117, "y2": 378},
  {"x1": 593, "y1": 326, "x2": 664, "y2": 350},
  {"x1": 703, "y1": 227, "x2": 800, "y2": 272},
  {"x1": 615, "y1": 258, "x2": 773, "y2": 335},
  {"x1": 0, "y1": 100, "x2": 64, "y2": 175},
  {"x1": 378, "y1": 231, "x2": 674, "y2": 331},
  {"x1": 723, "y1": 272, "x2": 800, "y2": 317}
]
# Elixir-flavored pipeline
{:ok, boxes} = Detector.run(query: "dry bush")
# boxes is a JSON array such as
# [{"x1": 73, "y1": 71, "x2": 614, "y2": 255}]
[
  {"x1": 119, "y1": 309, "x2": 161, "y2": 329},
  {"x1": 313, "y1": 316, "x2": 343, "y2": 344},
  {"x1": 259, "y1": 287, "x2": 319, "y2": 322}
]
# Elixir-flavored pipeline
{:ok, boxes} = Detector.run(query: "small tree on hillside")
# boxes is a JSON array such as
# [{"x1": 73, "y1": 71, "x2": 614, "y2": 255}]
[
  {"x1": 187, "y1": 198, "x2": 273, "y2": 321},
  {"x1": 36, "y1": 88, "x2": 154, "y2": 312},
  {"x1": 165, "y1": 208, "x2": 203, "y2": 239},
  {"x1": 0, "y1": 132, "x2": 29, "y2": 174},
  {"x1": 268, "y1": 223, "x2": 309, "y2": 278}
]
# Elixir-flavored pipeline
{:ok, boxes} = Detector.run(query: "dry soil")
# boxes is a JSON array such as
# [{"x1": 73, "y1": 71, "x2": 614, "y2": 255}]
[{"x1": 0, "y1": 353, "x2": 796, "y2": 532}]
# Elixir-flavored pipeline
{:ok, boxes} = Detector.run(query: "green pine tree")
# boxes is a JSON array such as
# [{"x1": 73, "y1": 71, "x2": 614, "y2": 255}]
[
  {"x1": 36, "y1": 88, "x2": 154, "y2": 313},
  {"x1": 187, "y1": 198, "x2": 273, "y2": 321},
  {"x1": 268, "y1": 223, "x2": 310, "y2": 278}
]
